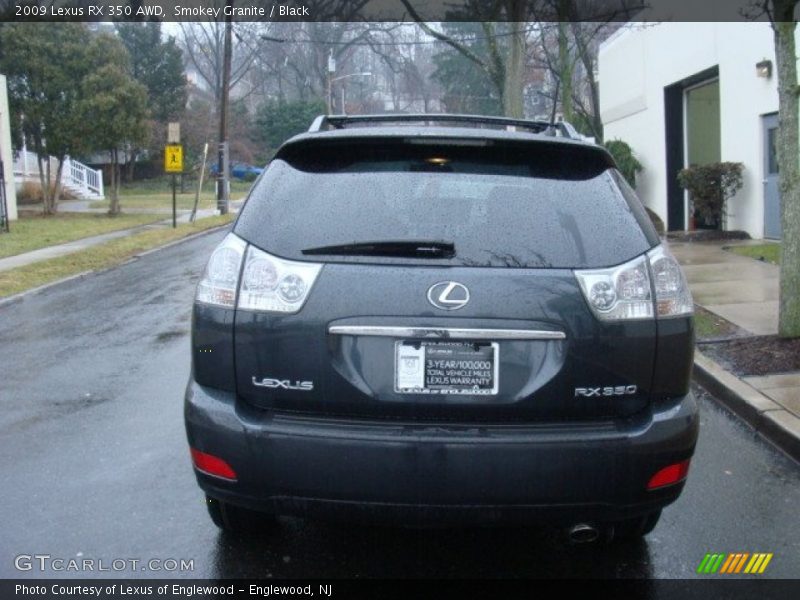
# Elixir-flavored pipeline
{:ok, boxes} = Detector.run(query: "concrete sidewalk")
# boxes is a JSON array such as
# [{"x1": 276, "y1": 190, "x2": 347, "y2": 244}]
[
  {"x1": 672, "y1": 240, "x2": 778, "y2": 335},
  {"x1": 671, "y1": 240, "x2": 800, "y2": 460},
  {"x1": 0, "y1": 207, "x2": 221, "y2": 273}
]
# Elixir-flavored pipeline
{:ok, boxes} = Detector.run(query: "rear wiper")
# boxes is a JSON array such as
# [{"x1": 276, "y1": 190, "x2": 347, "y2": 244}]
[{"x1": 301, "y1": 240, "x2": 455, "y2": 259}]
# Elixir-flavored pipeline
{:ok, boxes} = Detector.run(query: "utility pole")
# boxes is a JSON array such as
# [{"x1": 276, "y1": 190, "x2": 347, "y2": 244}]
[{"x1": 216, "y1": 1, "x2": 233, "y2": 215}]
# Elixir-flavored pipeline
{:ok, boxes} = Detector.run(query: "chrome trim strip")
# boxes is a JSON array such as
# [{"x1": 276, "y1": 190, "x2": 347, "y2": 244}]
[{"x1": 327, "y1": 326, "x2": 566, "y2": 340}]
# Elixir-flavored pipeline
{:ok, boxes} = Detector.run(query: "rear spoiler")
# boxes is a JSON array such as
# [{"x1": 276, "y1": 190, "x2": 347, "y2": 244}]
[{"x1": 308, "y1": 113, "x2": 580, "y2": 140}]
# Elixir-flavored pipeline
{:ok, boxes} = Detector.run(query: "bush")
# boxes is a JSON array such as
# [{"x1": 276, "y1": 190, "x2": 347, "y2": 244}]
[
  {"x1": 677, "y1": 162, "x2": 744, "y2": 229},
  {"x1": 605, "y1": 139, "x2": 643, "y2": 187},
  {"x1": 16, "y1": 182, "x2": 77, "y2": 205}
]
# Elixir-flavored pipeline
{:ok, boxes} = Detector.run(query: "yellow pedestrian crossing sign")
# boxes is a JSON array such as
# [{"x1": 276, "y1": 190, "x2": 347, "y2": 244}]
[{"x1": 164, "y1": 145, "x2": 183, "y2": 173}]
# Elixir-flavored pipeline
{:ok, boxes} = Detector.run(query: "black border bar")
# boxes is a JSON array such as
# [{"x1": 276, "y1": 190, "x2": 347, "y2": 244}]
[
  {"x1": 0, "y1": 0, "x2": 783, "y2": 23},
  {"x1": 4, "y1": 579, "x2": 800, "y2": 600}
]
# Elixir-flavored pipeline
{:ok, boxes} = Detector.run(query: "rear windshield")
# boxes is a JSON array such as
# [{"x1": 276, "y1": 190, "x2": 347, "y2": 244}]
[{"x1": 234, "y1": 139, "x2": 658, "y2": 269}]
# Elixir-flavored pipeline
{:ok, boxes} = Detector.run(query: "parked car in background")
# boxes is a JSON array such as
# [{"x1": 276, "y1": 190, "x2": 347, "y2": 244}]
[
  {"x1": 186, "y1": 114, "x2": 698, "y2": 542},
  {"x1": 209, "y1": 162, "x2": 264, "y2": 181}
]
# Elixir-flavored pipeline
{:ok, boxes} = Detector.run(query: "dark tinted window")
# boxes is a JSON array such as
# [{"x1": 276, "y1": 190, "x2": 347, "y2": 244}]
[{"x1": 235, "y1": 140, "x2": 657, "y2": 269}]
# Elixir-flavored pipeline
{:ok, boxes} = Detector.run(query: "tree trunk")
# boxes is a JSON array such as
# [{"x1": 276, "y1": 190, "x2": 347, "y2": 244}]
[
  {"x1": 570, "y1": 22, "x2": 603, "y2": 141},
  {"x1": 109, "y1": 148, "x2": 120, "y2": 216},
  {"x1": 773, "y1": 14, "x2": 800, "y2": 337},
  {"x1": 52, "y1": 157, "x2": 64, "y2": 214},
  {"x1": 503, "y1": 29, "x2": 525, "y2": 117},
  {"x1": 116, "y1": 152, "x2": 122, "y2": 213},
  {"x1": 502, "y1": 1, "x2": 526, "y2": 118},
  {"x1": 36, "y1": 154, "x2": 50, "y2": 215},
  {"x1": 587, "y1": 66, "x2": 603, "y2": 141},
  {"x1": 125, "y1": 150, "x2": 137, "y2": 183},
  {"x1": 557, "y1": 21, "x2": 574, "y2": 123}
]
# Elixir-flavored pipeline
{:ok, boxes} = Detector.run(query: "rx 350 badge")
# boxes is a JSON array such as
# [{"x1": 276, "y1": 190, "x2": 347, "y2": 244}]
[{"x1": 574, "y1": 385, "x2": 637, "y2": 398}]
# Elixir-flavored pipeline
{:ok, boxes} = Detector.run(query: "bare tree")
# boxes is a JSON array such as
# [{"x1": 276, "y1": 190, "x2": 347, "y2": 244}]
[
  {"x1": 251, "y1": 21, "x2": 439, "y2": 113},
  {"x1": 355, "y1": 23, "x2": 442, "y2": 112},
  {"x1": 531, "y1": 19, "x2": 621, "y2": 139},
  {"x1": 179, "y1": 20, "x2": 270, "y2": 112},
  {"x1": 400, "y1": 0, "x2": 641, "y2": 121},
  {"x1": 401, "y1": 0, "x2": 527, "y2": 117},
  {"x1": 248, "y1": 22, "x2": 381, "y2": 109}
]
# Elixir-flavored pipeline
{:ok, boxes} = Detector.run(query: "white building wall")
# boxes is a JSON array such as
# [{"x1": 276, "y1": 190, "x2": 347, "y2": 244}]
[
  {"x1": 0, "y1": 74, "x2": 18, "y2": 222},
  {"x1": 599, "y1": 22, "x2": 788, "y2": 239}
]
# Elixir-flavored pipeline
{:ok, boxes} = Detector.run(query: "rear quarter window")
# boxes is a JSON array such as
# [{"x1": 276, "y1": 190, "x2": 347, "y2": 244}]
[{"x1": 234, "y1": 138, "x2": 658, "y2": 269}]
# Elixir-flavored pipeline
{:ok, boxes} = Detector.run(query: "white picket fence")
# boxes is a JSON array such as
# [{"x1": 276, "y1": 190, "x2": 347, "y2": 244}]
[{"x1": 13, "y1": 149, "x2": 104, "y2": 200}]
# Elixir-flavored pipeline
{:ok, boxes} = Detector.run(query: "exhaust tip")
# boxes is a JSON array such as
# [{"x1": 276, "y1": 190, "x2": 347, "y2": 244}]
[{"x1": 567, "y1": 523, "x2": 600, "y2": 544}]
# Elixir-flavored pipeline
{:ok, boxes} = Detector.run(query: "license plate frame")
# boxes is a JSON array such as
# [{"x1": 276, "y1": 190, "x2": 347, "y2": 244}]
[{"x1": 394, "y1": 340, "x2": 499, "y2": 395}]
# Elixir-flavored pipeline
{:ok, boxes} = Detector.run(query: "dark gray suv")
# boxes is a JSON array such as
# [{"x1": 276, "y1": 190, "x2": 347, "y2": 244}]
[{"x1": 185, "y1": 114, "x2": 698, "y2": 542}]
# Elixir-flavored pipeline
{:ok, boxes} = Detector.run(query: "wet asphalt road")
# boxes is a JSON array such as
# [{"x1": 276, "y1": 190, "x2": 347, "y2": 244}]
[{"x1": 1, "y1": 229, "x2": 798, "y2": 580}]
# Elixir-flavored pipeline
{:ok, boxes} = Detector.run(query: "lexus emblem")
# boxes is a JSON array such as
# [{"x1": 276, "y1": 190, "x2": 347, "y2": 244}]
[{"x1": 427, "y1": 281, "x2": 470, "y2": 311}]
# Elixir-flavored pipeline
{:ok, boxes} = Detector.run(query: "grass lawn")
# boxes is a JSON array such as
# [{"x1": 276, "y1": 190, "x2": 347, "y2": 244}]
[
  {"x1": 0, "y1": 212, "x2": 165, "y2": 260},
  {"x1": 694, "y1": 307, "x2": 731, "y2": 339},
  {"x1": 0, "y1": 214, "x2": 234, "y2": 298},
  {"x1": 693, "y1": 305, "x2": 744, "y2": 341},
  {"x1": 726, "y1": 243, "x2": 780, "y2": 265},
  {"x1": 694, "y1": 310, "x2": 720, "y2": 339},
  {"x1": 88, "y1": 178, "x2": 252, "y2": 211}
]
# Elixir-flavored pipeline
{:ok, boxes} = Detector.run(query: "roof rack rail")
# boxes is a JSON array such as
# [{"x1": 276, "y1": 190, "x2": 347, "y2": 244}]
[{"x1": 307, "y1": 113, "x2": 577, "y2": 139}]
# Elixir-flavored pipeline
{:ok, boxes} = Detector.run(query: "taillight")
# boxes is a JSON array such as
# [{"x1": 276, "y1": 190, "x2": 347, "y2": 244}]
[
  {"x1": 238, "y1": 244, "x2": 322, "y2": 313},
  {"x1": 575, "y1": 243, "x2": 693, "y2": 321},
  {"x1": 190, "y1": 448, "x2": 237, "y2": 481},
  {"x1": 647, "y1": 244, "x2": 694, "y2": 318},
  {"x1": 575, "y1": 255, "x2": 653, "y2": 321},
  {"x1": 195, "y1": 233, "x2": 246, "y2": 308},
  {"x1": 194, "y1": 233, "x2": 322, "y2": 314},
  {"x1": 647, "y1": 459, "x2": 691, "y2": 490}
]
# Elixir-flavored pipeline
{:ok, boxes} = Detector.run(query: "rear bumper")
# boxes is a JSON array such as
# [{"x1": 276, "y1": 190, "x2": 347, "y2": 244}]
[{"x1": 185, "y1": 381, "x2": 699, "y2": 525}]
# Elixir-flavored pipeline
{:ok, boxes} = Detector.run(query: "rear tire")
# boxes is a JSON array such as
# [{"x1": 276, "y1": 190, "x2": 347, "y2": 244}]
[
  {"x1": 205, "y1": 495, "x2": 278, "y2": 534},
  {"x1": 609, "y1": 509, "x2": 662, "y2": 541}
]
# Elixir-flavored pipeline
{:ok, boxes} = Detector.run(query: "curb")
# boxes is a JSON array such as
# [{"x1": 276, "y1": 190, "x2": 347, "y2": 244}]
[
  {"x1": 0, "y1": 270, "x2": 96, "y2": 309},
  {"x1": 693, "y1": 350, "x2": 800, "y2": 463},
  {"x1": 0, "y1": 223, "x2": 230, "y2": 310},
  {"x1": 132, "y1": 222, "x2": 229, "y2": 258}
]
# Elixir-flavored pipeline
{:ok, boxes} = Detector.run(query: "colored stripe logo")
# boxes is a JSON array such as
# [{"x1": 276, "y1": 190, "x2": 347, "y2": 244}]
[{"x1": 697, "y1": 552, "x2": 773, "y2": 574}]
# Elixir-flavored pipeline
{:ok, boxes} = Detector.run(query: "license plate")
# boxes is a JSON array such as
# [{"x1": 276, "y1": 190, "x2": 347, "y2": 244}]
[{"x1": 394, "y1": 341, "x2": 499, "y2": 395}]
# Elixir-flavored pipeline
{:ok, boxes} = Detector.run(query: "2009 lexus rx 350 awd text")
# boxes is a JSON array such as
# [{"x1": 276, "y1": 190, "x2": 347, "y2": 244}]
[{"x1": 185, "y1": 114, "x2": 698, "y2": 542}]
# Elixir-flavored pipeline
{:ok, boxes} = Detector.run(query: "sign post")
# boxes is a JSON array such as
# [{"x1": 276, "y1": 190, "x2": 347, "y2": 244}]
[
  {"x1": 164, "y1": 143, "x2": 183, "y2": 229},
  {"x1": 165, "y1": 123, "x2": 182, "y2": 229}
]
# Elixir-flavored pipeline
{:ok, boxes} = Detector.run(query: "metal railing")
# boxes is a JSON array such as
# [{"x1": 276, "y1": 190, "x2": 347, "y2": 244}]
[
  {"x1": 64, "y1": 156, "x2": 104, "y2": 198},
  {"x1": 13, "y1": 150, "x2": 104, "y2": 199}
]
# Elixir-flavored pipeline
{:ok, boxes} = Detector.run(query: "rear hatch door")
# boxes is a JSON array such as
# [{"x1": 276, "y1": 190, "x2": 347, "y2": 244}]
[{"x1": 233, "y1": 133, "x2": 660, "y2": 422}]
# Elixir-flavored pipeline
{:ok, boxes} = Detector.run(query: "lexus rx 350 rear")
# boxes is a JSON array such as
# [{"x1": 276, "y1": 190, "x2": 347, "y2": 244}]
[{"x1": 185, "y1": 116, "x2": 698, "y2": 540}]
